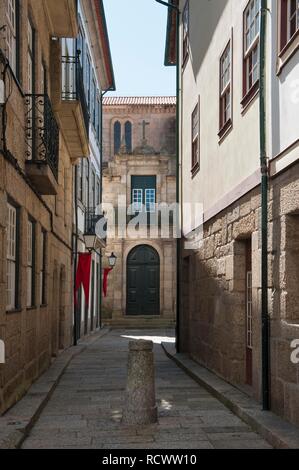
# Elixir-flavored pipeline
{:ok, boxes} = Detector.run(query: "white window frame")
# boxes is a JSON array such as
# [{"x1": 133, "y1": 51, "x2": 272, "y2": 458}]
[
  {"x1": 132, "y1": 189, "x2": 143, "y2": 212},
  {"x1": 220, "y1": 41, "x2": 232, "y2": 128},
  {"x1": 243, "y1": 0, "x2": 260, "y2": 95},
  {"x1": 145, "y1": 189, "x2": 156, "y2": 213},
  {"x1": 191, "y1": 103, "x2": 199, "y2": 170},
  {"x1": 287, "y1": 0, "x2": 299, "y2": 40},
  {"x1": 6, "y1": 203, "x2": 17, "y2": 311},
  {"x1": 5, "y1": 0, "x2": 17, "y2": 75},
  {"x1": 182, "y1": 0, "x2": 190, "y2": 64}
]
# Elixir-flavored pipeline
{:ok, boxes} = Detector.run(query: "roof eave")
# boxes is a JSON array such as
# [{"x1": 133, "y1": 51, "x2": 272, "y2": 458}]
[{"x1": 96, "y1": 0, "x2": 116, "y2": 91}]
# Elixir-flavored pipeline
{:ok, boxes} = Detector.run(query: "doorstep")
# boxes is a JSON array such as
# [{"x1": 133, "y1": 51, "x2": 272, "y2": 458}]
[
  {"x1": 0, "y1": 328, "x2": 110, "y2": 449},
  {"x1": 162, "y1": 342, "x2": 299, "y2": 449}
]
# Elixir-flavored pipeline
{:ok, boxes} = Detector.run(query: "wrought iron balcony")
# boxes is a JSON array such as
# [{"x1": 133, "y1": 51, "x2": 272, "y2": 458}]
[
  {"x1": 85, "y1": 208, "x2": 107, "y2": 249},
  {"x1": 25, "y1": 94, "x2": 60, "y2": 194},
  {"x1": 62, "y1": 55, "x2": 90, "y2": 134}
]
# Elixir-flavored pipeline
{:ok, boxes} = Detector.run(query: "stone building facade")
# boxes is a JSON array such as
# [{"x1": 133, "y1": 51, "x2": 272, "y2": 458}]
[
  {"x1": 164, "y1": 0, "x2": 299, "y2": 427},
  {"x1": 102, "y1": 97, "x2": 177, "y2": 328},
  {"x1": 0, "y1": 0, "x2": 113, "y2": 414}
]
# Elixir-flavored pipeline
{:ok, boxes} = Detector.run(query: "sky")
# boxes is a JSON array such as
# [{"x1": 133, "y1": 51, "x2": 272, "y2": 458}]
[{"x1": 103, "y1": 0, "x2": 176, "y2": 97}]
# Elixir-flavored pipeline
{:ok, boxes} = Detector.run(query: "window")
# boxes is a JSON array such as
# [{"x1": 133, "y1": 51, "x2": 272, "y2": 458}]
[
  {"x1": 85, "y1": 54, "x2": 91, "y2": 108},
  {"x1": 280, "y1": 0, "x2": 299, "y2": 51},
  {"x1": 6, "y1": 202, "x2": 18, "y2": 311},
  {"x1": 40, "y1": 230, "x2": 46, "y2": 305},
  {"x1": 133, "y1": 189, "x2": 143, "y2": 212},
  {"x1": 5, "y1": 0, "x2": 19, "y2": 77},
  {"x1": 243, "y1": 0, "x2": 260, "y2": 101},
  {"x1": 219, "y1": 41, "x2": 232, "y2": 133},
  {"x1": 91, "y1": 75, "x2": 96, "y2": 127},
  {"x1": 27, "y1": 20, "x2": 35, "y2": 94},
  {"x1": 27, "y1": 219, "x2": 35, "y2": 308},
  {"x1": 95, "y1": 96, "x2": 100, "y2": 141},
  {"x1": 191, "y1": 103, "x2": 199, "y2": 173},
  {"x1": 114, "y1": 121, "x2": 121, "y2": 155},
  {"x1": 145, "y1": 189, "x2": 156, "y2": 213},
  {"x1": 125, "y1": 121, "x2": 132, "y2": 153},
  {"x1": 91, "y1": 171, "x2": 96, "y2": 208},
  {"x1": 78, "y1": 159, "x2": 83, "y2": 202},
  {"x1": 96, "y1": 180, "x2": 100, "y2": 206},
  {"x1": 131, "y1": 176, "x2": 157, "y2": 213},
  {"x1": 85, "y1": 159, "x2": 89, "y2": 206},
  {"x1": 183, "y1": 1, "x2": 190, "y2": 65}
]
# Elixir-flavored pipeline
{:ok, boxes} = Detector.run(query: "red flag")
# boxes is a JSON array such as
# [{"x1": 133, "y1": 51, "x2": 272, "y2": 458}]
[
  {"x1": 103, "y1": 268, "x2": 113, "y2": 297},
  {"x1": 74, "y1": 253, "x2": 92, "y2": 306}
]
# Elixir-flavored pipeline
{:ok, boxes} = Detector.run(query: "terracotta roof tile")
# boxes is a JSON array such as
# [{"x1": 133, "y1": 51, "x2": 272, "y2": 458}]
[{"x1": 103, "y1": 96, "x2": 176, "y2": 106}]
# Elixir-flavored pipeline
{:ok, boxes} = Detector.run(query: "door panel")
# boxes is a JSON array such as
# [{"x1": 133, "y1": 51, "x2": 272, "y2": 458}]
[{"x1": 127, "y1": 245, "x2": 160, "y2": 316}]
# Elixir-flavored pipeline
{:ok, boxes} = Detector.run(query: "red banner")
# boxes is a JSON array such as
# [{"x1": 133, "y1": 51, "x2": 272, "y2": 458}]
[
  {"x1": 74, "y1": 253, "x2": 92, "y2": 306},
  {"x1": 103, "y1": 268, "x2": 113, "y2": 297}
]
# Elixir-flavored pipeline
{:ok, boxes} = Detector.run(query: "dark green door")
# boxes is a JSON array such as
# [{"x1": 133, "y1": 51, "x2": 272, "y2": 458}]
[{"x1": 127, "y1": 245, "x2": 160, "y2": 316}]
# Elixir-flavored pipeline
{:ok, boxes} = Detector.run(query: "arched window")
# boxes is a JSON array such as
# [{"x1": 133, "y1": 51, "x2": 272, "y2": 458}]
[
  {"x1": 125, "y1": 121, "x2": 132, "y2": 153},
  {"x1": 114, "y1": 121, "x2": 121, "y2": 155}
]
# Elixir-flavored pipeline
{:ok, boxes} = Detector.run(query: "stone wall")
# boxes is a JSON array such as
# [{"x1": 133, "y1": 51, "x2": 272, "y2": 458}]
[
  {"x1": 0, "y1": 1, "x2": 74, "y2": 414},
  {"x1": 181, "y1": 164, "x2": 299, "y2": 427}
]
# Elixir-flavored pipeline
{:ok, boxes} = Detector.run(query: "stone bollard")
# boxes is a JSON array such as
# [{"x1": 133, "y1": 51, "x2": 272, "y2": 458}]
[{"x1": 122, "y1": 340, "x2": 158, "y2": 426}]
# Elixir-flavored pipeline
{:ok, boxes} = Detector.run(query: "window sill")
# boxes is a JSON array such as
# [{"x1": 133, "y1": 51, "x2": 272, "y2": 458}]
[
  {"x1": 6, "y1": 308, "x2": 22, "y2": 315},
  {"x1": 241, "y1": 81, "x2": 259, "y2": 114},
  {"x1": 218, "y1": 119, "x2": 233, "y2": 143},
  {"x1": 191, "y1": 162, "x2": 200, "y2": 179},
  {"x1": 277, "y1": 30, "x2": 299, "y2": 75}
]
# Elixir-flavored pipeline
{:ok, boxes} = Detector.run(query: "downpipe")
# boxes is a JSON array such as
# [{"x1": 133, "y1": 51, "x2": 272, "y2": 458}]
[
  {"x1": 260, "y1": 0, "x2": 270, "y2": 411},
  {"x1": 155, "y1": 0, "x2": 181, "y2": 352}
]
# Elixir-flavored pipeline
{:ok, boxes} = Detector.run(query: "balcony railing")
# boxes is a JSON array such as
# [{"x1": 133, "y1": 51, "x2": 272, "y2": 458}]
[
  {"x1": 25, "y1": 94, "x2": 59, "y2": 180},
  {"x1": 85, "y1": 208, "x2": 107, "y2": 245},
  {"x1": 61, "y1": 55, "x2": 90, "y2": 133}
]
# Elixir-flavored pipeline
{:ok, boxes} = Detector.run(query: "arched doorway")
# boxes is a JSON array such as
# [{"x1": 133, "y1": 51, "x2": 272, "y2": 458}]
[{"x1": 127, "y1": 245, "x2": 160, "y2": 316}]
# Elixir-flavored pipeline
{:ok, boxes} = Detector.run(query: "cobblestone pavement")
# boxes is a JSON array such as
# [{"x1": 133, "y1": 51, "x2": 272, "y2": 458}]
[{"x1": 22, "y1": 330, "x2": 272, "y2": 449}]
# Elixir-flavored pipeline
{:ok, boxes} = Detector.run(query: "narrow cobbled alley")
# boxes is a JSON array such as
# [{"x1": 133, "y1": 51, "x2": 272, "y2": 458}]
[{"x1": 20, "y1": 330, "x2": 272, "y2": 450}]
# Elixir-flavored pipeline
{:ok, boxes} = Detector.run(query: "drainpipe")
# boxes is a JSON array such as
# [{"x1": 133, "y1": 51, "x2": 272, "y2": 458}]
[
  {"x1": 260, "y1": 0, "x2": 270, "y2": 411},
  {"x1": 155, "y1": 0, "x2": 181, "y2": 352},
  {"x1": 99, "y1": 85, "x2": 114, "y2": 329}
]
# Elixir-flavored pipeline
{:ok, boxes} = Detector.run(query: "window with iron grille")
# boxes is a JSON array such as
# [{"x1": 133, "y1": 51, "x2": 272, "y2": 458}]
[
  {"x1": 220, "y1": 41, "x2": 232, "y2": 132},
  {"x1": 6, "y1": 202, "x2": 18, "y2": 311},
  {"x1": 191, "y1": 102, "x2": 199, "y2": 172},
  {"x1": 183, "y1": 1, "x2": 190, "y2": 65},
  {"x1": 243, "y1": 0, "x2": 260, "y2": 101}
]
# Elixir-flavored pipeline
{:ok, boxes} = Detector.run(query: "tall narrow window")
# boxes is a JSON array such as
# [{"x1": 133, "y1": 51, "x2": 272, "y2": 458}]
[
  {"x1": 243, "y1": 0, "x2": 260, "y2": 102},
  {"x1": 91, "y1": 75, "x2": 96, "y2": 126},
  {"x1": 96, "y1": 180, "x2": 100, "y2": 206},
  {"x1": 95, "y1": 96, "x2": 100, "y2": 141},
  {"x1": 114, "y1": 121, "x2": 121, "y2": 155},
  {"x1": 132, "y1": 189, "x2": 143, "y2": 213},
  {"x1": 5, "y1": 0, "x2": 19, "y2": 77},
  {"x1": 219, "y1": 41, "x2": 232, "y2": 133},
  {"x1": 85, "y1": 159, "x2": 89, "y2": 207},
  {"x1": 91, "y1": 171, "x2": 96, "y2": 208},
  {"x1": 78, "y1": 159, "x2": 83, "y2": 202},
  {"x1": 183, "y1": 1, "x2": 190, "y2": 65},
  {"x1": 191, "y1": 102, "x2": 200, "y2": 173},
  {"x1": 27, "y1": 20, "x2": 35, "y2": 94},
  {"x1": 27, "y1": 219, "x2": 35, "y2": 308},
  {"x1": 125, "y1": 121, "x2": 132, "y2": 153},
  {"x1": 145, "y1": 189, "x2": 156, "y2": 213},
  {"x1": 6, "y1": 202, "x2": 18, "y2": 311},
  {"x1": 40, "y1": 230, "x2": 46, "y2": 305},
  {"x1": 280, "y1": 0, "x2": 299, "y2": 51}
]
